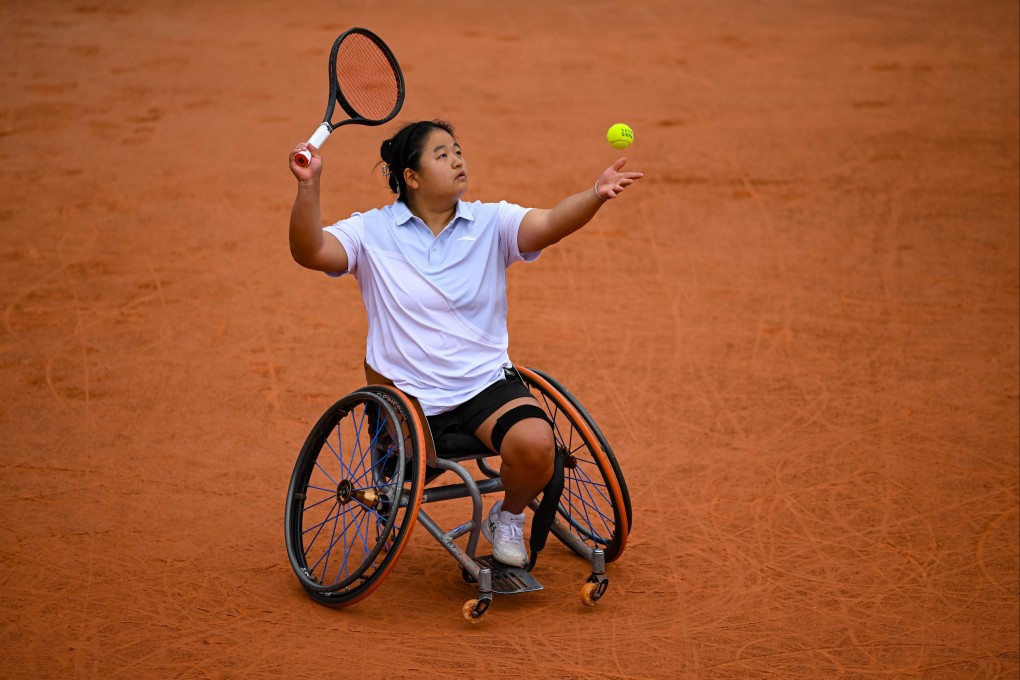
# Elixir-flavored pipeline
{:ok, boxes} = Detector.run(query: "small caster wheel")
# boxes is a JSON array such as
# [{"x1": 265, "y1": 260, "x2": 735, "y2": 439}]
[
  {"x1": 581, "y1": 582, "x2": 600, "y2": 607},
  {"x1": 462, "y1": 598, "x2": 488, "y2": 624}
]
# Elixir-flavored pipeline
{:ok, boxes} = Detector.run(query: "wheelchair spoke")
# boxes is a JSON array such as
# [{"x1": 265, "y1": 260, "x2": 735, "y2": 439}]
[
  {"x1": 564, "y1": 474, "x2": 609, "y2": 518},
  {"x1": 302, "y1": 486, "x2": 339, "y2": 515},
  {"x1": 302, "y1": 502, "x2": 340, "y2": 574},
  {"x1": 562, "y1": 474, "x2": 613, "y2": 543},
  {"x1": 569, "y1": 460, "x2": 613, "y2": 502},
  {"x1": 331, "y1": 505, "x2": 370, "y2": 585},
  {"x1": 339, "y1": 509, "x2": 370, "y2": 584},
  {"x1": 302, "y1": 501, "x2": 342, "y2": 538},
  {"x1": 311, "y1": 503, "x2": 343, "y2": 583},
  {"x1": 307, "y1": 504, "x2": 370, "y2": 587},
  {"x1": 318, "y1": 438, "x2": 342, "y2": 487},
  {"x1": 349, "y1": 410, "x2": 372, "y2": 479}
]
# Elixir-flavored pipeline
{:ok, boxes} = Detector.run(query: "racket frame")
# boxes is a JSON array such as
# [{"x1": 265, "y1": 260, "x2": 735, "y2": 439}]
[{"x1": 296, "y1": 27, "x2": 405, "y2": 167}]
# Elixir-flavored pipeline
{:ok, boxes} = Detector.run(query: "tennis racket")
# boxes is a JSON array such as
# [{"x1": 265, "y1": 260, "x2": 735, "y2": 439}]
[{"x1": 295, "y1": 27, "x2": 405, "y2": 167}]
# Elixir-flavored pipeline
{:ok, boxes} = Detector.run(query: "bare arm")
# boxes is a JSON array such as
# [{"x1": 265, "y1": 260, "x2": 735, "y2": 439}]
[
  {"x1": 288, "y1": 142, "x2": 349, "y2": 273},
  {"x1": 517, "y1": 158, "x2": 643, "y2": 253}
]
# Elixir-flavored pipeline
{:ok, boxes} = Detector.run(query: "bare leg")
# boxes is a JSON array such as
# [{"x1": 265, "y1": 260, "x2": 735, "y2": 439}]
[{"x1": 473, "y1": 397, "x2": 554, "y2": 514}]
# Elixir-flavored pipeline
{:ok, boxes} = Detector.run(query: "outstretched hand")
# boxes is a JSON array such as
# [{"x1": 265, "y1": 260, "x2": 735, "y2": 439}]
[{"x1": 597, "y1": 158, "x2": 644, "y2": 199}]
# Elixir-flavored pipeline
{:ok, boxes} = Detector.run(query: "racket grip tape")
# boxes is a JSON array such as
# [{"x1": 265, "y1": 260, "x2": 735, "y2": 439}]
[{"x1": 295, "y1": 123, "x2": 332, "y2": 167}]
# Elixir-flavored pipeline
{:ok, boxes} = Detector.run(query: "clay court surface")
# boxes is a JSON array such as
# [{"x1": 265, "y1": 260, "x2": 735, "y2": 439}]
[{"x1": 2, "y1": 0, "x2": 1018, "y2": 677}]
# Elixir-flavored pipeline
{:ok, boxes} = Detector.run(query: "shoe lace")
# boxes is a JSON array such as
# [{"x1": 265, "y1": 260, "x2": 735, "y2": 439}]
[{"x1": 497, "y1": 517, "x2": 525, "y2": 545}]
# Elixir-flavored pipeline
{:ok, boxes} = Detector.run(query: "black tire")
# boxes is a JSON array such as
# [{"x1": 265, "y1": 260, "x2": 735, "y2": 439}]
[
  {"x1": 529, "y1": 368, "x2": 633, "y2": 532},
  {"x1": 519, "y1": 367, "x2": 631, "y2": 563},
  {"x1": 284, "y1": 386, "x2": 426, "y2": 607}
]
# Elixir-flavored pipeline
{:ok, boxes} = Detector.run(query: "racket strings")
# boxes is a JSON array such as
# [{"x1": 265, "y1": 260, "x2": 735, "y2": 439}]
[{"x1": 335, "y1": 35, "x2": 401, "y2": 122}]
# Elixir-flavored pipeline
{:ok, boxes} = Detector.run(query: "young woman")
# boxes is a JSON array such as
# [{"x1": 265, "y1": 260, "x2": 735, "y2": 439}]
[{"x1": 288, "y1": 120, "x2": 642, "y2": 567}]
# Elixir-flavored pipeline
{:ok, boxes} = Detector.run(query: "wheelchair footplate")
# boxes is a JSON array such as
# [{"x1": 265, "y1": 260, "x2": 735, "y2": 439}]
[{"x1": 474, "y1": 555, "x2": 543, "y2": 595}]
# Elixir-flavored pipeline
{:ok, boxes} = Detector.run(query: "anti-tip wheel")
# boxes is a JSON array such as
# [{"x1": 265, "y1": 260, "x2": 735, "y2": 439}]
[
  {"x1": 462, "y1": 599, "x2": 487, "y2": 624},
  {"x1": 581, "y1": 582, "x2": 600, "y2": 608}
]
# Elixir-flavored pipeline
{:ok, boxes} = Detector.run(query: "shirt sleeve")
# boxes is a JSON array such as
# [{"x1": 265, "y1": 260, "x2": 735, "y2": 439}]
[
  {"x1": 497, "y1": 201, "x2": 541, "y2": 266},
  {"x1": 322, "y1": 213, "x2": 366, "y2": 277}
]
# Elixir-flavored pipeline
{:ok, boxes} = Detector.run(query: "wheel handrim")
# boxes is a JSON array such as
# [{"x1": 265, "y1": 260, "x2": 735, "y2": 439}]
[
  {"x1": 522, "y1": 371, "x2": 627, "y2": 560},
  {"x1": 293, "y1": 397, "x2": 407, "y2": 593}
]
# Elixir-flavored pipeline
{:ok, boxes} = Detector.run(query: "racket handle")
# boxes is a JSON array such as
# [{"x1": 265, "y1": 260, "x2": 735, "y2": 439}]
[{"x1": 295, "y1": 123, "x2": 332, "y2": 167}]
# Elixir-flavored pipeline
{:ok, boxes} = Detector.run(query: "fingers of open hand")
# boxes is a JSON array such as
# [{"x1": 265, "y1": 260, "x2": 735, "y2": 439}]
[
  {"x1": 600, "y1": 173, "x2": 644, "y2": 199},
  {"x1": 598, "y1": 159, "x2": 644, "y2": 199}
]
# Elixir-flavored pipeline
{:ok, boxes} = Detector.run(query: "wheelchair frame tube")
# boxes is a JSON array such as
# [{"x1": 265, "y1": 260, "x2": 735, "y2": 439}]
[
  {"x1": 416, "y1": 458, "x2": 496, "y2": 573},
  {"x1": 421, "y1": 476, "x2": 504, "y2": 503},
  {"x1": 412, "y1": 458, "x2": 494, "y2": 602},
  {"x1": 528, "y1": 499, "x2": 596, "y2": 563},
  {"x1": 415, "y1": 510, "x2": 492, "y2": 593}
]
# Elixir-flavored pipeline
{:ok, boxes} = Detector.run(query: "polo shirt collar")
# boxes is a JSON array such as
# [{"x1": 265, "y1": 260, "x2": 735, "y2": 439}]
[{"x1": 393, "y1": 199, "x2": 475, "y2": 226}]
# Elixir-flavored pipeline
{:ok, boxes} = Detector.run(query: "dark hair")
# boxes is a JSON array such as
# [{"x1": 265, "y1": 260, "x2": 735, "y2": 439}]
[{"x1": 379, "y1": 120, "x2": 455, "y2": 201}]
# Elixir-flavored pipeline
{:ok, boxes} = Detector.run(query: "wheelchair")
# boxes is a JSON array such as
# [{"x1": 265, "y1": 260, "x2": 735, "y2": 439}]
[{"x1": 283, "y1": 366, "x2": 632, "y2": 623}]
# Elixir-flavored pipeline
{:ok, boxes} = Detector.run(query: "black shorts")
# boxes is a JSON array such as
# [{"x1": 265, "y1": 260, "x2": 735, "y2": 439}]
[{"x1": 426, "y1": 366, "x2": 533, "y2": 442}]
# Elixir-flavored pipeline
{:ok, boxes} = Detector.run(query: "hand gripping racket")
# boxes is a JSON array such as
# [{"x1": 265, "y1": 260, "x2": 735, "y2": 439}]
[{"x1": 295, "y1": 28, "x2": 405, "y2": 167}]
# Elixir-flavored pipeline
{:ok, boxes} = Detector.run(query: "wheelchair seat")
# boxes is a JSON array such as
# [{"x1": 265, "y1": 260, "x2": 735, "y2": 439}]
[{"x1": 434, "y1": 432, "x2": 493, "y2": 461}]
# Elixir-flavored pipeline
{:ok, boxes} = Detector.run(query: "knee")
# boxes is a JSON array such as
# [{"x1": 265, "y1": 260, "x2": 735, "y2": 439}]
[{"x1": 502, "y1": 423, "x2": 555, "y2": 473}]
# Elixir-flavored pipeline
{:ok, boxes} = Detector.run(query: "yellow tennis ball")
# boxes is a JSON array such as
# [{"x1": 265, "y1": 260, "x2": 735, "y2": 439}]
[{"x1": 607, "y1": 123, "x2": 634, "y2": 149}]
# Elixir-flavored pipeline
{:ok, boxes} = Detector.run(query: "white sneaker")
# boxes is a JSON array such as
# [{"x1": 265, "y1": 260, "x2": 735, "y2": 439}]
[{"x1": 482, "y1": 500, "x2": 530, "y2": 568}]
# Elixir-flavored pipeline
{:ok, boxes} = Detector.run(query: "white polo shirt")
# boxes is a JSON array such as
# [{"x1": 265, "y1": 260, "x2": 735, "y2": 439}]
[{"x1": 324, "y1": 199, "x2": 539, "y2": 415}]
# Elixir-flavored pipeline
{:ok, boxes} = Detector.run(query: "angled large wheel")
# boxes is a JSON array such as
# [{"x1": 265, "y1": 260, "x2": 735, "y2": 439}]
[
  {"x1": 518, "y1": 367, "x2": 631, "y2": 563},
  {"x1": 284, "y1": 385, "x2": 426, "y2": 607}
]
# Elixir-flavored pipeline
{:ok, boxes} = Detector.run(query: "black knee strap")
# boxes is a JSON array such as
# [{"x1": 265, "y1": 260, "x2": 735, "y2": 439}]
[
  {"x1": 528, "y1": 447, "x2": 565, "y2": 571},
  {"x1": 490, "y1": 405, "x2": 551, "y2": 453}
]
